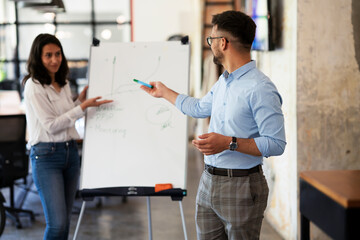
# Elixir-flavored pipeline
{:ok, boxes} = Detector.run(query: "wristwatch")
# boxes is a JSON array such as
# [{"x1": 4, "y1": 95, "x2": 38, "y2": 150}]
[{"x1": 229, "y1": 137, "x2": 238, "y2": 151}]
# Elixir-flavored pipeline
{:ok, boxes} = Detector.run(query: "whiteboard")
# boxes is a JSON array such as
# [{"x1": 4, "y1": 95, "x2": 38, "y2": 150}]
[{"x1": 80, "y1": 42, "x2": 190, "y2": 190}]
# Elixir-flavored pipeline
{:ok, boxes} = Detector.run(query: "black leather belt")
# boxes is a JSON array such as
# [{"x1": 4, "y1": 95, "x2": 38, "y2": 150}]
[
  {"x1": 205, "y1": 164, "x2": 261, "y2": 177},
  {"x1": 35, "y1": 140, "x2": 77, "y2": 149}
]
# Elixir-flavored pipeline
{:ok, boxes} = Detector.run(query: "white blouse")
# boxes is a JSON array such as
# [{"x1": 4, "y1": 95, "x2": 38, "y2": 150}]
[{"x1": 24, "y1": 78, "x2": 85, "y2": 146}]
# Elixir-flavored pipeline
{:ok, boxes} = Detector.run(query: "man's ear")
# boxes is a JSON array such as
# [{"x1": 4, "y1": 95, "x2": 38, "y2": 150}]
[{"x1": 221, "y1": 38, "x2": 228, "y2": 51}]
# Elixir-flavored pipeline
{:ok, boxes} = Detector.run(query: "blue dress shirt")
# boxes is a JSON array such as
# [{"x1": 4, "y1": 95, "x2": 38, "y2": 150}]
[{"x1": 175, "y1": 61, "x2": 286, "y2": 169}]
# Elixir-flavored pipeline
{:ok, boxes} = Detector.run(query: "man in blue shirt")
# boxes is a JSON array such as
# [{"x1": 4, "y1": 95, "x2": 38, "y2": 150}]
[{"x1": 141, "y1": 10, "x2": 286, "y2": 240}]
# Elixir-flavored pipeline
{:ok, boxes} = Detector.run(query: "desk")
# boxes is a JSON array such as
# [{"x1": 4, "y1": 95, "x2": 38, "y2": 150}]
[{"x1": 300, "y1": 170, "x2": 360, "y2": 240}]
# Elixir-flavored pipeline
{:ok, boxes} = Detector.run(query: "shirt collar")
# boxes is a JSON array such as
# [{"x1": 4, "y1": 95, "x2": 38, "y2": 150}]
[{"x1": 222, "y1": 60, "x2": 256, "y2": 80}]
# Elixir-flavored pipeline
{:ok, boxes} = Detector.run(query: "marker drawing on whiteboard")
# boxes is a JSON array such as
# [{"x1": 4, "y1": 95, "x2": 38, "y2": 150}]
[
  {"x1": 133, "y1": 79, "x2": 153, "y2": 89},
  {"x1": 111, "y1": 56, "x2": 116, "y2": 96}
]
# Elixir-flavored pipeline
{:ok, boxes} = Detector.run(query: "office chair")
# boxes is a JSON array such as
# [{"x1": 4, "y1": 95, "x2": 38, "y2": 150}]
[
  {"x1": 0, "y1": 114, "x2": 35, "y2": 230},
  {"x1": 0, "y1": 192, "x2": 5, "y2": 236},
  {"x1": 0, "y1": 80, "x2": 22, "y2": 97}
]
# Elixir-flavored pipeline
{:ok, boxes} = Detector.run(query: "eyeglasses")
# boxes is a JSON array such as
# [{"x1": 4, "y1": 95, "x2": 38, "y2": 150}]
[{"x1": 206, "y1": 36, "x2": 229, "y2": 46}]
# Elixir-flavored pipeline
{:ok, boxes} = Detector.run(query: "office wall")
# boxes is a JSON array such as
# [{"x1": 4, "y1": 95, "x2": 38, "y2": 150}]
[
  {"x1": 132, "y1": 0, "x2": 198, "y2": 42},
  {"x1": 252, "y1": 0, "x2": 298, "y2": 239},
  {"x1": 297, "y1": 0, "x2": 360, "y2": 239}
]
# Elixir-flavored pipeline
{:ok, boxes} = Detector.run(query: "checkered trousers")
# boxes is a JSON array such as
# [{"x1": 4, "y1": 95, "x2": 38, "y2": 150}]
[{"x1": 195, "y1": 167, "x2": 269, "y2": 240}]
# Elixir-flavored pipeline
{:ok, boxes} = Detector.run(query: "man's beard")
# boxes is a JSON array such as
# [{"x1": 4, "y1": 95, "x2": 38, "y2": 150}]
[{"x1": 212, "y1": 51, "x2": 223, "y2": 66}]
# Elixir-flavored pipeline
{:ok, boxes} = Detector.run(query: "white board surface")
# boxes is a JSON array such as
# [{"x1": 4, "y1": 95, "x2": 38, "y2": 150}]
[{"x1": 80, "y1": 41, "x2": 190, "y2": 190}]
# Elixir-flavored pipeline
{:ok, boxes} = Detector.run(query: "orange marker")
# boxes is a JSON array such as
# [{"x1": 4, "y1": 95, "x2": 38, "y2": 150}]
[{"x1": 155, "y1": 183, "x2": 173, "y2": 192}]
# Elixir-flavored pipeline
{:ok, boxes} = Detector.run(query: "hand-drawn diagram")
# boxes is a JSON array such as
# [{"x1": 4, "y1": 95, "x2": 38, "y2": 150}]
[
  {"x1": 142, "y1": 56, "x2": 161, "y2": 82},
  {"x1": 146, "y1": 104, "x2": 173, "y2": 130},
  {"x1": 92, "y1": 104, "x2": 123, "y2": 121},
  {"x1": 88, "y1": 52, "x2": 169, "y2": 134},
  {"x1": 111, "y1": 56, "x2": 116, "y2": 97},
  {"x1": 100, "y1": 52, "x2": 162, "y2": 99}
]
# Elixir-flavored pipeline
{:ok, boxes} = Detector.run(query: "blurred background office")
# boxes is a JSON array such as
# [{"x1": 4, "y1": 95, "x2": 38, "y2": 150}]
[{"x1": 0, "y1": 0, "x2": 359, "y2": 239}]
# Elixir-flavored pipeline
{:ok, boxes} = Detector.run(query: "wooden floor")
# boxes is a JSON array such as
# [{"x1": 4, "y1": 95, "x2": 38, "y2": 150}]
[{"x1": 1, "y1": 143, "x2": 283, "y2": 240}]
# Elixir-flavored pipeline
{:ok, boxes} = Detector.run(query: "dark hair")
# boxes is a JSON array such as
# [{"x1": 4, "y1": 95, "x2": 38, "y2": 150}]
[
  {"x1": 22, "y1": 33, "x2": 69, "y2": 87},
  {"x1": 212, "y1": 10, "x2": 256, "y2": 51}
]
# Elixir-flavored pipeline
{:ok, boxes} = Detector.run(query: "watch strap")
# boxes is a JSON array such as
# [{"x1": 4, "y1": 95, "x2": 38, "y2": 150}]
[{"x1": 229, "y1": 136, "x2": 238, "y2": 151}]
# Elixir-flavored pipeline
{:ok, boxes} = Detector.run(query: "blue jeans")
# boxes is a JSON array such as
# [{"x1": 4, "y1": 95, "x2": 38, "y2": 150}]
[{"x1": 30, "y1": 140, "x2": 80, "y2": 240}]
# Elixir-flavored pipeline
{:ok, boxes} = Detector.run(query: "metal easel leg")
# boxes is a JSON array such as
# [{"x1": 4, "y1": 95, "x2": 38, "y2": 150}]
[
  {"x1": 73, "y1": 201, "x2": 86, "y2": 240},
  {"x1": 179, "y1": 201, "x2": 188, "y2": 240},
  {"x1": 147, "y1": 197, "x2": 153, "y2": 240}
]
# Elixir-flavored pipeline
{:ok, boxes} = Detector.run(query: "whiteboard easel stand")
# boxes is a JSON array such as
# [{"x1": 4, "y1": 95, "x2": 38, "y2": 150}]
[
  {"x1": 76, "y1": 38, "x2": 190, "y2": 240},
  {"x1": 147, "y1": 197, "x2": 153, "y2": 239},
  {"x1": 145, "y1": 196, "x2": 188, "y2": 240},
  {"x1": 73, "y1": 201, "x2": 86, "y2": 240},
  {"x1": 72, "y1": 187, "x2": 188, "y2": 240}
]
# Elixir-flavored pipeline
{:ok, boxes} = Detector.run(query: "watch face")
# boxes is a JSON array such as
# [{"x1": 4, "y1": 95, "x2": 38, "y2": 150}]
[
  {"x1": 230, "y1": 142, "x2": 237, "y2": 151},
  {"x1": 229, "y1": 137, "x2": 237, "y2": 151}
]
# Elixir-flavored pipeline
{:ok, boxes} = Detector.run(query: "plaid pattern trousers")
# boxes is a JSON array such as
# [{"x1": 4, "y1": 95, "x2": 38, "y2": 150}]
[{"x1": 195, "y1": 167, "x2": 269, "y2": 240}]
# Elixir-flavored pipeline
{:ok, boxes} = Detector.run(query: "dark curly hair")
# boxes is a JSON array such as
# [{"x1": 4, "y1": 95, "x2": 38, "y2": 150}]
[
  {"x1": 22, "y1": 33, "x2": 69, "y2": 87},
  {"x1": 212, "y1": 10, "x2": 256, "y2": 51}
]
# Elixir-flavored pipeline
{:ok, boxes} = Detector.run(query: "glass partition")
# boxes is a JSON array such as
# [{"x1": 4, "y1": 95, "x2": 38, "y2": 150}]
[
  {"x1": 94, "y1": 0, "x2": 130, "y2": 22},
  {"x1": 0, "y1": 62, "x2": 16, "y2": 81},
  {"x1": 18, "y1": 24, "x2": 55, "y2": 60},
  {"x1": 0, "y1": 25, "x2": 16, "y2": 60},
  {"x1": 56, "y1": 25, "x2": 92, "y2": 59},
  {"x1": 0, "y1": 0, "x2": 15, "y2": 23},
  {"x1": 18, "y1": 5, "x2": 54, "y2": 23},
  {"x1": 95, "y1": 24, "x2": 131, "y2": 43},
  {"x1": 57, "y1": 0, "x2": 91, "y2": 22}
]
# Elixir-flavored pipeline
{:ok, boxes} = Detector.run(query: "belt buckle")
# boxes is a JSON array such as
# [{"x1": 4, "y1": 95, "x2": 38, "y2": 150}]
[
  {"x1": 207, "y1": 165, "x2": 216, "y2": 175},
  {"x1": 227, "y1": 169, "x2": 233, "y2": 177}
]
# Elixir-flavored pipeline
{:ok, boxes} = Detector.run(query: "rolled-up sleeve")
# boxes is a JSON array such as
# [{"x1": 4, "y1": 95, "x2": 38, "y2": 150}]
[
  {"x1": 252, "y1": 81, "x2": 286, "y2": 157},
  {"x1": 175, "y1": 93, "x2": 212, "y2": 119}
]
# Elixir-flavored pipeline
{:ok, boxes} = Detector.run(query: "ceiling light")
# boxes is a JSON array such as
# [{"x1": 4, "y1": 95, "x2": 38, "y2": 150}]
[
  {"x1": 10, "y1": 0, "x2": 52, "y2": 2},
  {"x1": 21, "y1": 0, "x2": 65, "y2": 13},
  {"x1": 101, "y1": 29, "x2": 112, "y2": 40},
  {"x1": 116, "y1": 15, "x2": 126, "y2": 24}
]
